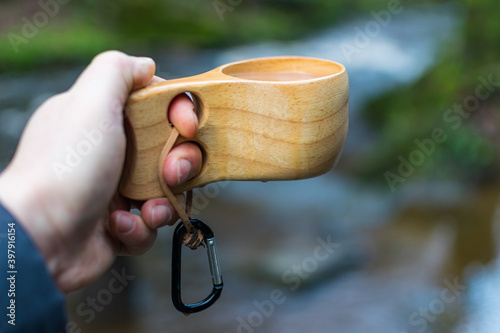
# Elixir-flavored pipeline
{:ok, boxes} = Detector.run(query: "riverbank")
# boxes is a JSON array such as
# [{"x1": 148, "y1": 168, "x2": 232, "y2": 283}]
[{"x1": 1, "y1": 2, "x2": 500, "y2": 332}]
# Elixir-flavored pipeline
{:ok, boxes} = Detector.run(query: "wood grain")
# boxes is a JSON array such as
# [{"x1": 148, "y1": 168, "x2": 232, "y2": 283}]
[{"x1": 119, "y1": 56, "x2": 349, "y2": 200}]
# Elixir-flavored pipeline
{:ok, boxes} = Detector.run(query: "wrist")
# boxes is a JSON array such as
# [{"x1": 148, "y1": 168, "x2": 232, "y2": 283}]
[{"x1": 0, "y1": 168, "x2": 62, "y2": 282}]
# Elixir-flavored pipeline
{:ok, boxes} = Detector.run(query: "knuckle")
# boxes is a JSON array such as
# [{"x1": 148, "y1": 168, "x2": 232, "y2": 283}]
[{"x1": 93, "y1": 50, "x2": 128, "y2": 67}]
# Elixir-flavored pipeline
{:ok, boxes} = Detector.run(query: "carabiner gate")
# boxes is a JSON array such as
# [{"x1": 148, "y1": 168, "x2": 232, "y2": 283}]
[{"x1": 171, "y1": 218, "x2": 223, "y2": 314}]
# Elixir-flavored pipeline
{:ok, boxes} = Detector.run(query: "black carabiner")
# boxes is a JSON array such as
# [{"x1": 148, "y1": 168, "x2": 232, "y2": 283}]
[{"x1": 171, "y1": 218, "x2": 223, "y2": 314}]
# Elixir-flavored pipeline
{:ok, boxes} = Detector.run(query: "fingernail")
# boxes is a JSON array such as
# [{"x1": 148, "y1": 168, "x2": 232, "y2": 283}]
[
  {"x1": 117, "y1": 214, "x2": 135, "y2": 234},
  {"x1": 137, "y1": 57, "x2": 156, "y2": 78},
  {"x1": 191, "y1": 107, "x2": 199, "y2": 129},
  {"x1": 177, "y1": 159, "x2": 192, "y2": 185},
  {"x1": 152, "y1": 205, "x2": 171, "y2": 228},
  {"x1": 138, "y1": 57, "x2": 155, "y2": 68}
]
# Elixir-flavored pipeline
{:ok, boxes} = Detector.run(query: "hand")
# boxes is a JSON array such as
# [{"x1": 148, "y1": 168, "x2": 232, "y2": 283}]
[{"x1": 0, "y1": 51, "x2": 202, "y2": 293}]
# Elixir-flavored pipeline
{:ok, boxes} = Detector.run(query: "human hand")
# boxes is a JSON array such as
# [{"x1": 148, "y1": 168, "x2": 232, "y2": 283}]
[{"x1": 0, "y1": 51, "x2": 202, "y2": 293}]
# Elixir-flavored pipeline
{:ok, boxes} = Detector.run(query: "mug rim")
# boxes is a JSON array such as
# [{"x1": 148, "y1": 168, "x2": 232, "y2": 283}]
[{"x1": 219, "y1": 56, "x2": 346, "y2": 82}]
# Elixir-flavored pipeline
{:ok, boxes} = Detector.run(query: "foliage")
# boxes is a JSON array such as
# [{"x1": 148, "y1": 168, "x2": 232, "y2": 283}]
[
  {"x1": 0, "y1": 0, "x2": 372, "y2": 72},
  {"x1": 358, "y1": 0, "x2": 500, "y2": 184}
]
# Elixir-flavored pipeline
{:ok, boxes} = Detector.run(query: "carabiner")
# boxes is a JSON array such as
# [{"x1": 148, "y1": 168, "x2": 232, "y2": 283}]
[{"x1": 171, "y1": 218, "x2": 223, "y2": 314}]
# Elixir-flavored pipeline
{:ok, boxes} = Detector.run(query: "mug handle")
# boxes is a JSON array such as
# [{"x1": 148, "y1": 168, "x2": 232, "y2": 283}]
[{"x1": 119, "y1": 68, "x2": 233, "y2": 200}]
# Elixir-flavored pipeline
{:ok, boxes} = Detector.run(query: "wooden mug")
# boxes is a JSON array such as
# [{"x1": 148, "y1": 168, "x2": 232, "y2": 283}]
[{"x1": 119, "y1": 56, "x2": 349, "y2": 200}]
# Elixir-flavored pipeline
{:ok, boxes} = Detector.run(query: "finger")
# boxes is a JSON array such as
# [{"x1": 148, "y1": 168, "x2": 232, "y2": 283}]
[
  {"x1": 163, "y1": 142, "x2": 203, "y2": 187},
  {"x1": 140, "y1": 194, "x2": 185, "y2": 229},
  {"x1": 168, "y1": 94, "x2": 198, "y2": 138},
  {"x1": 109, "y1": 210, "x2": 157, "y2": 256}
]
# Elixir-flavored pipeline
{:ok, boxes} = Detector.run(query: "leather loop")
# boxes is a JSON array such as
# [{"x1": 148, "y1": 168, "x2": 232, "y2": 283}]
[{"x1": 157, "y1": 126, "x2": 202, "y2": 248}]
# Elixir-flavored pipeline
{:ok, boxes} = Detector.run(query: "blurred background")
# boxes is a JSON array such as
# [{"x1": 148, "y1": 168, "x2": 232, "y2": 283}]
[{"x1": 1, "y1": 0, "x2": 499, "y2": 332}]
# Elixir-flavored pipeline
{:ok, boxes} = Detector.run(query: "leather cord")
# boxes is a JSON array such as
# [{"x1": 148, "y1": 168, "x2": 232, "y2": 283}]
[{"x1": 158, "y1": 127, "x2": 203, "y2": 249}]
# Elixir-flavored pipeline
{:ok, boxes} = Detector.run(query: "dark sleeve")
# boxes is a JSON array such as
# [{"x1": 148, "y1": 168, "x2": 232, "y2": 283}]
[{"x1": 0, "y1": 204, "x2": 67, "y2": 333}]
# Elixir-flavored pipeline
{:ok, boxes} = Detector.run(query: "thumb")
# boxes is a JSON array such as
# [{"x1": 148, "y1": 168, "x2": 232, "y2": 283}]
[
  {"x1": 31, "y1": 51, "x2": 156, "y2": 220},
  {"x1": 69, "y1": 50, "x2": 156, "y2": 111}
]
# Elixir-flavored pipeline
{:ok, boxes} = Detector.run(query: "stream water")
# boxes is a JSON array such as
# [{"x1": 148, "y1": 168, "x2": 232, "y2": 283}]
[{"x1": 1, "y1": 3, "x2": 498, "y2": 333}]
